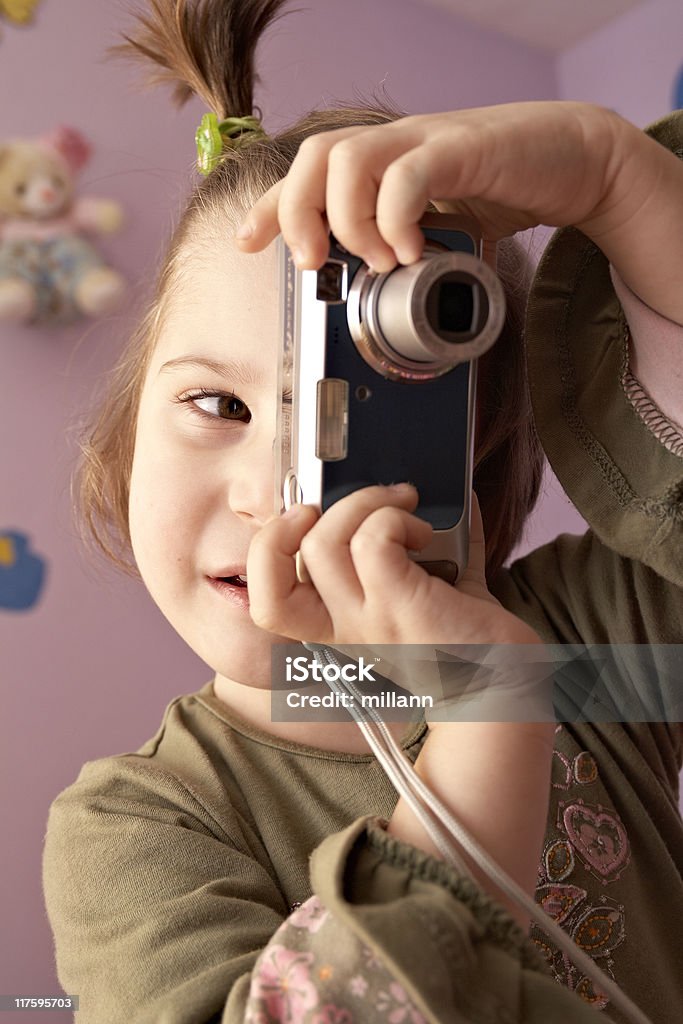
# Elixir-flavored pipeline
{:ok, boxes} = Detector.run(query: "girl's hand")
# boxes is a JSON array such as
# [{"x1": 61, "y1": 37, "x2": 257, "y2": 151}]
[
  {"x1": 236, "y1": 100, "x2": 627, "y2": 271},
  {"x1": 248, "y1": 486, "x2": 550, "y2": 727},
  {"x1": 237, "y1": 100, "x2": 683, "y2": 323},
  {"x1": 247, "y1": 483, "x2": 540, "y2": 648}
]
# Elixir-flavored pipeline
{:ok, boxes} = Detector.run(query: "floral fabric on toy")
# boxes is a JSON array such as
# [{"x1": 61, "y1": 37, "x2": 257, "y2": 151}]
[{"x1": 0, "y1": 235, "x2": 107, "y2": 324}]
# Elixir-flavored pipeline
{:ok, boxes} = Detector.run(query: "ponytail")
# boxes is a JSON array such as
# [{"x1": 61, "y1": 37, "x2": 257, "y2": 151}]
[{"x1": 111, "y1": 0, "x2": 291, "y2": 118}]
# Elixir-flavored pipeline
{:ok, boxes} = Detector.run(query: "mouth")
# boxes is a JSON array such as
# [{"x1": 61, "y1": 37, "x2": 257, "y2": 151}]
[
  {"x1": 208, "y1": 574, "x2": 249, "y2": 610},
  {"x1": 212, "y1": 574, "x2": 248, "y2": 588},
  {"x1": 206, "y1": 569, "x2": 251, "y2": 608}
]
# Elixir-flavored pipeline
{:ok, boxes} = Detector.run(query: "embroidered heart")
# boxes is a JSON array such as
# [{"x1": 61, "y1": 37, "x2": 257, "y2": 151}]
[{"x1": 562, "y1": 801, "x2": 630, "y2": 883}]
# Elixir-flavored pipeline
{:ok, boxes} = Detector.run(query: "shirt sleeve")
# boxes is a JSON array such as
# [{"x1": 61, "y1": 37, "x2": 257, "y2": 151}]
[
  {"x1": 43, "y1": 755, "x2": 286, "y2": 1024},
  {"x1": 43, "y1": 757, "x2": 604, "y2": 1024},
  {"x1": 281, "y1": 815, "x2": 605, "y2": 1024},
  {"x1": 610, "y1": 263, "x2": 683, "y2": 450}
]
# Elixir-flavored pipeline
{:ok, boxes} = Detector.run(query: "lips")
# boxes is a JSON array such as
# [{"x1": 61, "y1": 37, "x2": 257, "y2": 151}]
[
  {"x1": 208, "y1": 567, "x2": 248, "y2": 587},
  {"x1": 214, "y1": 574, "x2": 248, "y2": 588},
  {"x1": 207, "y1": 571, "x2": 250, "y2": 608}
]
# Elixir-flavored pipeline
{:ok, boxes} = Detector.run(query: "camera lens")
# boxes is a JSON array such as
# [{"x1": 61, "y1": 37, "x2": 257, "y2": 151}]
[
  {"x1": 428, "y1": 276, "x2": 476, "y2": 337},
  {"x1": 346, "y1": 248, "x2": 505, "y2": 380}
]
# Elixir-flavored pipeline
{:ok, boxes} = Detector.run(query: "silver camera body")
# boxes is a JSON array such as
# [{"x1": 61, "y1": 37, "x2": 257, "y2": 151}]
[{"x1": 275, "y1": 213, "x2": 506, "y2": 585}]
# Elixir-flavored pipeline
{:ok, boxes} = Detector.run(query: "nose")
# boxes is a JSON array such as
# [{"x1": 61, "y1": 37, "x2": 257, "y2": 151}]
[{"x1": 227, "y1": 434, "x2": 277, "y2": 527}]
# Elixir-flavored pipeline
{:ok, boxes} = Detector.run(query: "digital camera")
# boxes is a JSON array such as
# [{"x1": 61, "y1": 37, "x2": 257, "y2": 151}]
[{"x1": 275, "y1": 212, "x2": 506, "y2": 585}]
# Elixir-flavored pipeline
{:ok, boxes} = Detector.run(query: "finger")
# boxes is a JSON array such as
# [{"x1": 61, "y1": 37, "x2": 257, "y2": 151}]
[
  {"x1": 239, "y1": 123, "x2": 424, "y2": 270},
  {"x1": 374, "y1": 142, "x2": 444, "y2": 262},
  {"x1": 247, "y1": 504, "x2": 333, "y2": 640},
  {"x1": 320, "y1": 116, "x2": 481, "y2": 262},
  {"x1": 325, "y1": 123, "x2": 428, "y2": 270},
  {"x1": 298, "y1": 483, "x2": 422, "y2": 610},
  {"x1": 348, "y1": 505, "x2": 435, "y2": 602},
  {"x1": 234, "y1": 179, "x2": 284, "y2": 252},
  {"x1": 274, "y1": 127, "x2": 370, "y2": 268},
  {"x1": 455, "y1": 489, "x2": 488, "y2": 592}
]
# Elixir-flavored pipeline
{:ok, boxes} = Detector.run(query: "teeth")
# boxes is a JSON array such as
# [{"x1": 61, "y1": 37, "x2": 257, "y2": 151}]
[{"x1": 236, "y1": 574, "x2": 248, "y2": 583}]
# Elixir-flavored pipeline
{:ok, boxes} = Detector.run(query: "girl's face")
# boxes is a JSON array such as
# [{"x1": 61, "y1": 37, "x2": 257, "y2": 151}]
[{"x1": 129, "y1": 239, "x2": 288, "y2": 688}]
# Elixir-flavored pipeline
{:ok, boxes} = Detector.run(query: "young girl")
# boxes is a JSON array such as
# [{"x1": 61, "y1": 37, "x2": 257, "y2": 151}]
[{"x1": 42, "y1": 1, "x2": 683, "y2": 1022}]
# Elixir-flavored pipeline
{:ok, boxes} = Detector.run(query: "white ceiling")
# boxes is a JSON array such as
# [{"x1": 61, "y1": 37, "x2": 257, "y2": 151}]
[{"x1": 419, "y1": 0, "x2": 646, "y2": 53}]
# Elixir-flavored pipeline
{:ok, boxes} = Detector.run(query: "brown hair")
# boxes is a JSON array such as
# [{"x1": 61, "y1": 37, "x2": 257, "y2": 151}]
[{"x1": 75, "y1": 0, "x2": 544, "y2": 587}]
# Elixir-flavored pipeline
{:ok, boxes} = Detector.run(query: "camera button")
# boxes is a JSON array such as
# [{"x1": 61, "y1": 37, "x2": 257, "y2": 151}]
[{"x1": 316, "y1": 259, "x2": 348, "y2": 303}]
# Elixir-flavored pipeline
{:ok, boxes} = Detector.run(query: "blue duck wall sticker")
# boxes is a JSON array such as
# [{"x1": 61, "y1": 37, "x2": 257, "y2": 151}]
[{"x1": 0, "y1": 530, "x2": 47, "y2": 610}]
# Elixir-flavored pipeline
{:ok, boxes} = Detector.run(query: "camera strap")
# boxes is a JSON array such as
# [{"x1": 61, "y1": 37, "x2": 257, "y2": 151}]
[{"x1": 305, "y1": 643, "x2": 653, "y2": 1024}]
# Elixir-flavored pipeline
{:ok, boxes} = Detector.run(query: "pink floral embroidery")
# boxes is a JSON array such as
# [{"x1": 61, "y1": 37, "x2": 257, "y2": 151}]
[
  {"x1": 289, "y1": 895, "x2": 330, "y2": 933},
  {"x1": 349, "y1": 974, "x2": 369, "y2": 997},
  {"x1": 248, "y1": 944, "x2": 319, "y2": 1023},
  {"x1": 533, "y1": 738, "x2": 632, "y2": 1016},
  {"x1": 311, "y1": 1005, "x2": 354, "y2": 1024},
  {"x1": 376, "y1": 981, "x2": 426, "y2": 1024}
]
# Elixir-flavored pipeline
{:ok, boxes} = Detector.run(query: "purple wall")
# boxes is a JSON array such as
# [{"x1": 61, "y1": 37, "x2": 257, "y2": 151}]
[
  {"x1": 557, "y1": 0, "x2": 683, "y2": 126},
  {"x1": 1, "y1": 0, "x2": 679, "y2": 1014}
]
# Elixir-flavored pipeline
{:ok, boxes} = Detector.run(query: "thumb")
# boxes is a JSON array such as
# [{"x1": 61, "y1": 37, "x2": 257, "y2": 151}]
[{"x1": 456, "y1": 489, "x2": 488, "y2": 590}]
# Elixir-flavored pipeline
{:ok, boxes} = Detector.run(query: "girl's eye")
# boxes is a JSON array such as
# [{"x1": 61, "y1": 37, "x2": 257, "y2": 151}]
[{"x1": 177, "y1": 389, "x2": 252, "y2": 423}]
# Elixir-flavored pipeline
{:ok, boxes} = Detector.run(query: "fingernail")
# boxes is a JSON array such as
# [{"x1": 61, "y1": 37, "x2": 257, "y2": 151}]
[
  {"x1": 365, "y1": 253, "x2": 393, "y2": 274},
  {"x1": 394, "y1": 245, "x2": 417, "y2": 265},
  {"x1": 389, "y1": 482, "x2": 415, "y2": 493},
  {"x1": 290, "y1": 246, "x2": 306, "y2": 268},
  {"x1": 235, "y1": 222, "x2": 253, "y2": 240}
]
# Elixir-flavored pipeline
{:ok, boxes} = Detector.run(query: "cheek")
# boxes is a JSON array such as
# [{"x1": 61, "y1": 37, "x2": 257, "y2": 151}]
[{"x1": 127, "y1": 423, "x2": 198, "y2": 579}]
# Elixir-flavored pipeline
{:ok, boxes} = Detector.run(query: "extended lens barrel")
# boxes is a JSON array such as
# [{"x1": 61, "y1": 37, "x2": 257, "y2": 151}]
[{"x1": 347, "y1": 250, "x2": 506, "y2": 381}]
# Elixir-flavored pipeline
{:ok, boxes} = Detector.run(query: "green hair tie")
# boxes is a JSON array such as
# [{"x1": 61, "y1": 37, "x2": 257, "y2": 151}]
[{"x1": 195, "y1": 113, "x2": 268, "y2": 175}]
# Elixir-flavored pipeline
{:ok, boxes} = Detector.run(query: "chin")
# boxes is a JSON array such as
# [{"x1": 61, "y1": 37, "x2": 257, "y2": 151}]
[
  {"x1": 138, "y1": 574, "x2": 287, "y2": 688},
  {"x1": 200, "y1": 622, "x2": 300, "y2": 690}
]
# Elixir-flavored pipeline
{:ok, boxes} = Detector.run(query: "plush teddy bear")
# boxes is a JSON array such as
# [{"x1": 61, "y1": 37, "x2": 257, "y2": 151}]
[{"x1": 0, "y1": 125, "x2": 126, "y2": 326}]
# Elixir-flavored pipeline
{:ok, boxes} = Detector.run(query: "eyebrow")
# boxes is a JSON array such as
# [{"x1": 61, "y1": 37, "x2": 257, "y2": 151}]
[{"x1": 158, "y1": 356, "x2": 265, "y2": 384}]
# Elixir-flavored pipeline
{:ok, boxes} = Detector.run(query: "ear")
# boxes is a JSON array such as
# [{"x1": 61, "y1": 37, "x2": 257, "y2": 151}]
[{"x1": 41, "y1": 125, "x2": 91, "y2": 174}]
